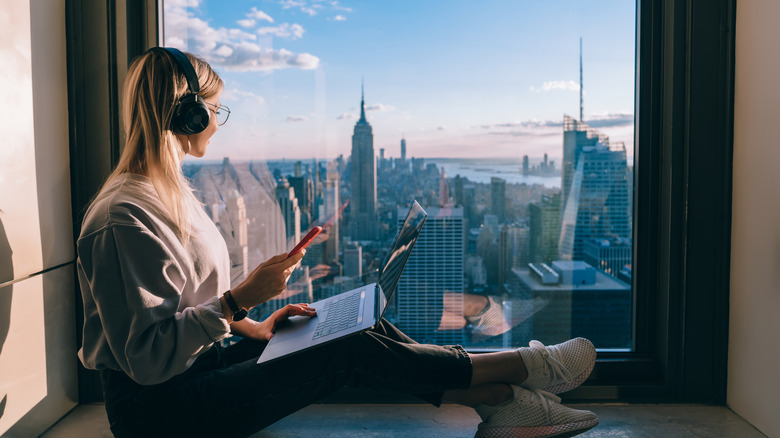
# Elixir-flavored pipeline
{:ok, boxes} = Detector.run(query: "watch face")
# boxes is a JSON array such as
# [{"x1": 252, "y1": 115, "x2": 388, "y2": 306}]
[{"x1": 234, "y1": 308, "x2": 248, "y2": 321}]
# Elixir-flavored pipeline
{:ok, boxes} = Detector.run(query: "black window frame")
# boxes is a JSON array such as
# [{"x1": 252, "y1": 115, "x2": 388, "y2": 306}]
[{"x1": 68, "y1": 0, "x2": 734, "y2": 404}]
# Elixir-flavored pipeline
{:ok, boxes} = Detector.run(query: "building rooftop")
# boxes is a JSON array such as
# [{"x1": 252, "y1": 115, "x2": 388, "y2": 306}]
[{"x1": 512, "y1": 266, "x2": 630, "y2": 292}]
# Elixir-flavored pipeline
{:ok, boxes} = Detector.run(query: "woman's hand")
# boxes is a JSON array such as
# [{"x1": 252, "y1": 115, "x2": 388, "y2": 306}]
[
  {"x1": 230, "y1": 252, "x2": 305, "y2": 311},
  {"x1": 247, "y1": 303, "x2": 317, "y2": 342}
]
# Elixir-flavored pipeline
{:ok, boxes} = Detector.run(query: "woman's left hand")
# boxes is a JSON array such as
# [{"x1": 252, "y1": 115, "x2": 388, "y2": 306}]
[{"x1": 250, "y1": 303, "x2": 317, "y2": 342}]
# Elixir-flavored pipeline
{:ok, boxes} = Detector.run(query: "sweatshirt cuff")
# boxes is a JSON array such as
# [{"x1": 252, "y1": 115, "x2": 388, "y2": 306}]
[{"x1": 194, "y1": 295, "x2": 232, "y2": 342}]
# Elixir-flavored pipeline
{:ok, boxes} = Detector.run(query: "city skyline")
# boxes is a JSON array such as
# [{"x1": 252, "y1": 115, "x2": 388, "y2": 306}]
[{"x1": 164, "y1": 0, "x2": 636, "y2": 161}]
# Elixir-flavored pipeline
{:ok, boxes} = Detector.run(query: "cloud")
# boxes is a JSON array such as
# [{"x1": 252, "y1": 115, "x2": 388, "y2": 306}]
[
  {"x1": 280, "y1": 0, "x2": 316, "y2": 15},
  {"x1": 280, "y1": 0, "x2": 305, "y2": 9},
  {"x1": 164, "y1": 2, "x2": 319, "y2": 71},
  {"x1": 475, "y1": 118, "x2": 564, "y2": 139},
  {"x1": 366, "y1": 103, "x2": 395, "y2": 112},
  {"x1": 165, "y1": 0, "x2": 199, "y2": 7},
  {"x1": 248, "y1": 7, "x2": 274, "y2": 23},
  {"x1": 257, "y1": 23, "x2": 305, "y2": 39},
  {"x1": 478, "y1": 113, "x2": 634, "y2": 139},
  {"x1": 332, "y1": 15, "x2": 347, "y2": 21},
  {"x1": 583, "y1": 112, "x2": 634, "y2": 128},
  {"x1": 280, "y1": 0, "x2": 351, "y2": 17},
  {"x1": 221, "y1": 88, "x2": 265, "y2": 104},
  {"x1": 236, "y1": 19, "x2": 256, "y2": 28},
  {"x1": 337, "y1": 112, "x2": 357, "y2": 120},
  {"x1": 490, "y1": 130, "x2": 561, "y2": 138},
  {"x1": 329, "y1": 1, "x2": 352, "y2": 12},
  {"x1": 530, "y1": 80, "x2": 580, "y2": 93},
  {"x1": 287, "y1": 115, "x2": 309, "y2": 122},
  {"x1": 214, "y1": 45, "x2": 233, "y2": 57},
  {"x1": 476, "y1": 119, "x2": 563, "y2": 130}
]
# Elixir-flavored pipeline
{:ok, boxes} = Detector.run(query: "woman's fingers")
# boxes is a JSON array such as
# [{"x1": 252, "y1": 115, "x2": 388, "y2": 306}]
[
  {"x1": 258, "y1": 253, "x2": 288, "y2": 268},
  {"x1": 236, "y1": 253, "x2": 309, "y2": 307},
  {"x1": 284, "y1": 303, "x2": 316, "y2": 317}
]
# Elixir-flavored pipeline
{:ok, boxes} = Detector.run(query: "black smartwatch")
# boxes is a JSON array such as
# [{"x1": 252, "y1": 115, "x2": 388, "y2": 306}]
[{"x1": 223, "y1": 290, "x2": 247, "y2": 321}]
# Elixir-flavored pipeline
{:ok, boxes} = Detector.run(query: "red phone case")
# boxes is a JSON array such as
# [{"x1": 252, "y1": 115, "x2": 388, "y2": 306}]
[{"x1": 288, "y1": 226, "x2": 323, "y2": 257}]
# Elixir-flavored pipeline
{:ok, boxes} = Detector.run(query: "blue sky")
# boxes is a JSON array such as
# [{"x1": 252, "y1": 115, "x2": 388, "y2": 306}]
[{"x1": 164, "y1": 0, "x2": 636, "y2": 162}]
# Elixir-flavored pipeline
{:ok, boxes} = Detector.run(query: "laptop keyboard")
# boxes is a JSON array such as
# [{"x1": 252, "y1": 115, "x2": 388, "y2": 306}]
[{"x1": 312, "y1": 290, "x2": 363, "y2": 340}]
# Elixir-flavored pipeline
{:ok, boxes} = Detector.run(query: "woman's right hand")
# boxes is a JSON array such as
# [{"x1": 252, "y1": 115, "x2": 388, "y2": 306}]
[{"x1": 230, "y1": 251, "x2": 305, "y2": 310}]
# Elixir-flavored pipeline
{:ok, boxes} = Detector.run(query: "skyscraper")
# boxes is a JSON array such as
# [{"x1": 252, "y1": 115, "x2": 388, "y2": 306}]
[
  {"x1": 491, "y1": 177, "x2": 506, "y2": 222},
  {"x1": 276, "y1": 177, "x2": 301, "y2": 245},
  {"x1": 530, "y1": 193, "x2": 561, "y2": 264},
  {"x1": 225, "y1": 192, "x2": 249, "y2": 280},
  {"x1": 321, "y1": 174, "x2": 340, "y2": 265},
  {"x1": 558, "y1": 115, "x2": 631, "y2": 261},
  {"x1": 396, "y1": 206, "x2": 465, "y2": 344},
  {"x1": 350, "y1": 85, "x2": 377, "y2": 241},
  {"x1": 499, "y1": 223, "x2": 530, "y2": 288},
  {"x1": 583, "y1": 237, "x2": 632, "y2": 277},
  {"x1": 288, "y1": 175, "x2": 313, "y2": 230},
  {"x1": 343, "y1": 242, "x2": 363, "y2": 279},
  {"x1": 560, "y1": 115, "x2": 610, "y2": 221},
  {"x1": 438, "y1": 168, "x2": 449, "y2": 207}
]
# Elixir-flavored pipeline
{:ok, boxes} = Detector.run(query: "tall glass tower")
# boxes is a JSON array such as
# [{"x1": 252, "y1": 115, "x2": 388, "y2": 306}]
[
  {"x1": 558, "y1": 115, "x2": 632, "y2": 262},
  {"x1": 350, "y1": 85, "x2": 377, "y2": 241},
  {"x1": 396, "y1": 206, "x2": 465, "y2": 344}
]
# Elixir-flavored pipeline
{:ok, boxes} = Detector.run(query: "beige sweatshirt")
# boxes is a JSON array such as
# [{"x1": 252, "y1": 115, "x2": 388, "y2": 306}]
[{"x1": 77, "y1": 173, "x2": 232, "y2": 385}]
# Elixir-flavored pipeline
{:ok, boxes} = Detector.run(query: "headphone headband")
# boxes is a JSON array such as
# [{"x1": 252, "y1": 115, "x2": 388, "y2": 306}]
[
  {"x1": 159, "y1": 47, "x2": 200, "y2": 94},
  {"x1": 146, "y1": 46, "x2": 210, "y2": 135}
]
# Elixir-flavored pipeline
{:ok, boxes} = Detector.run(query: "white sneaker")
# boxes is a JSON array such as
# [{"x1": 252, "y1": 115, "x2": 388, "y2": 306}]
[
  {"x1": 474, "y1": 385, "x2": 598, "y2": 438},
  {"x1": 518, "y1": 338, "x2": 596, "y2": 395}
]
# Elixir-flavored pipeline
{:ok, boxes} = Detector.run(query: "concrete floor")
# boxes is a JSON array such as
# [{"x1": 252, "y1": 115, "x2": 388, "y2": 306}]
[{"x1": 41, "y1": 402, "x2": 767, "y2": 438}]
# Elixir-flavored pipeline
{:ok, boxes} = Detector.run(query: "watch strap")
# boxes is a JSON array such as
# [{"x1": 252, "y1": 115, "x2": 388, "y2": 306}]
[{"x1": 223, "y1": 289, "x2": 247, "y2": 321}]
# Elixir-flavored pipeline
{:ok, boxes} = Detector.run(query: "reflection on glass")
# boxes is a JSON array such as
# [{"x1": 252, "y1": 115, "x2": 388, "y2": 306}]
[{"x1": 166, "y1": 0, "x2": 635, "y2": 351}]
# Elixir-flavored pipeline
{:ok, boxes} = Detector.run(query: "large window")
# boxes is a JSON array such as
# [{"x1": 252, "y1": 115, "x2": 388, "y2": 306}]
[{"x1": 163, "y1": 0, "x2": 636, "y2": 351}]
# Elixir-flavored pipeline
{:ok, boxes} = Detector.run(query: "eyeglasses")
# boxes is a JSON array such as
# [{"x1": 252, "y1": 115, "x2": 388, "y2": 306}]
[{"x1": 205, "y1": 102, "x2": 231, "y2": 126}]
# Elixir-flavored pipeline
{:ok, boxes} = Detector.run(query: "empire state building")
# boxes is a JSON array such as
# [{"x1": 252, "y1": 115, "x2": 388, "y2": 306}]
[{"x1": 350, "y1": 86, "x2": 377, "y2": 241}]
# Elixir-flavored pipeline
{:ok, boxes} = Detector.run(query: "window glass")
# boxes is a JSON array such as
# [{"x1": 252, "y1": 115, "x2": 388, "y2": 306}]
[{"x1": 164, "y1": 0, "x2": 636, "y2": 351}]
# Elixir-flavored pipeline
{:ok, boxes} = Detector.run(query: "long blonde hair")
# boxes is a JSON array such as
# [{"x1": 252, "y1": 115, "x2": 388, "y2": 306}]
[{"x1": 102, "y1": 48, "x2": 223, "y2": 240}]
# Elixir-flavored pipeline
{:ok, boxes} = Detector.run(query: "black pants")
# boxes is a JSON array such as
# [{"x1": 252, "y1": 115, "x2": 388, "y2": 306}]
[{"x1": 101, "y1": 318, "x2": 473, "y2": 437}]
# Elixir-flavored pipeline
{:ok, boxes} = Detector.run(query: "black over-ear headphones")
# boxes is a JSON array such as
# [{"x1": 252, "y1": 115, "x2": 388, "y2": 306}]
[{"x1": 155, "y1": 47, "x2": 211, "y2": 135}]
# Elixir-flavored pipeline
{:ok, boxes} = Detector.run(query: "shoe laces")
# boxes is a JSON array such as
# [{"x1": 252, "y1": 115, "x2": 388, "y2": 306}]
[
  {"x1": 529, "y1": 340, "x2": 573, "y2": 384},
  {"x1": 528, "y1": 388, "x2": 561, "y2": 422}
]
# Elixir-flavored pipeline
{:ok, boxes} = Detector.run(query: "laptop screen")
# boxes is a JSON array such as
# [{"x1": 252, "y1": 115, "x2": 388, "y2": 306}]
[{"x1": 377, "y1": 200, "x2": 427, "y2": 308}]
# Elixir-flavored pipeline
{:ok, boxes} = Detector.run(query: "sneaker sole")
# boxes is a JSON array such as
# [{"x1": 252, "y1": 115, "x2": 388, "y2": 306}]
[{"x1": 475, "y1": 417, "x2": 599, "y2": 438}]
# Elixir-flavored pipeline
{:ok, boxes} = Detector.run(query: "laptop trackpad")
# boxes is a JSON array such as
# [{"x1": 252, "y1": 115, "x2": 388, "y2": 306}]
[{"x1": 272, "y1": 315, "x2": 315, "y2": 339}]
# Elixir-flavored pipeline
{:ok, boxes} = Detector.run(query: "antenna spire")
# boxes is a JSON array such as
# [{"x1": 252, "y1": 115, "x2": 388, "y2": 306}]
[
  {"x1": 579, "y1": 37, "x2": 584, "y2": 123},
  {"x1": 359, "y1": 78, "x2": 367, "y2": 123}
]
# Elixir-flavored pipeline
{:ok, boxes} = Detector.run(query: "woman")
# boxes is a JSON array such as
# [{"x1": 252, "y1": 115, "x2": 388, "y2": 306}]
[{"x1": 76, "y1": 47, "x2": 599, "y2": 438}]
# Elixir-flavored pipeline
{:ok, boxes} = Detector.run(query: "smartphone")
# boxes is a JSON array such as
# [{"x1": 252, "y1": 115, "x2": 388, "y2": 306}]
[{"x1": 288, "y1": 226, "x2": 323, "y2": 257}]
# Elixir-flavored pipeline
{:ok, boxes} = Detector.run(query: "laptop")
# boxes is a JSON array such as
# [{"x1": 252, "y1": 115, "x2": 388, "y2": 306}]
[{"x1": 257, "y1": 200, "x2": 428, "y2": 364}]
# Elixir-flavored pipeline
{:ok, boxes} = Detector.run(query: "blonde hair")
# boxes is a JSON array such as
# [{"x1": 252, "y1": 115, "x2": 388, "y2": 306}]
[{"x1": 101, "y1": 48, "x2": 223, "y2": 240}]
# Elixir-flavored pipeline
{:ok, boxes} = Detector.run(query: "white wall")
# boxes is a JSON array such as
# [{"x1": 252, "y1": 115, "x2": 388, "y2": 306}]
[
  {"x1": 0, "y1": 0, "x2": 77, "y2": 436},
  {"x1": 729, "y1": 1, "x2": 780, "y2": 437}
]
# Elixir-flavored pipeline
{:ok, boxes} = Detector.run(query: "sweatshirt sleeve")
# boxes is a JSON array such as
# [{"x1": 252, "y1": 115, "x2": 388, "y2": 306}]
[{"x1": 78, "y1": 223, "x2": 231, "y2": 385}]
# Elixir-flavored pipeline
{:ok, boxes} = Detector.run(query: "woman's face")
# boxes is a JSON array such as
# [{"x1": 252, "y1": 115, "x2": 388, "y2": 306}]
[{"x1": 180, "y1": 92, "x2": 221, "y2": 158}]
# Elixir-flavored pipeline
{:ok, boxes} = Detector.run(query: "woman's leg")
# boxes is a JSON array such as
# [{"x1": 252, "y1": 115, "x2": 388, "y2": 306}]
[
  {"x1": 123, "y1": 321, "x2": 473, "y2": 437},
  {"x1": 438, "y1": 348, "x2": 531, "y2": 407}
]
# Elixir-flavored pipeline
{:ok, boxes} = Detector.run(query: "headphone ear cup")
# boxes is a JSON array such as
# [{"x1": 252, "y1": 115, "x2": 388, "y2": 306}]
[{"x1": 171, "y1": 94, "x2": 210, "y2": 135}]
